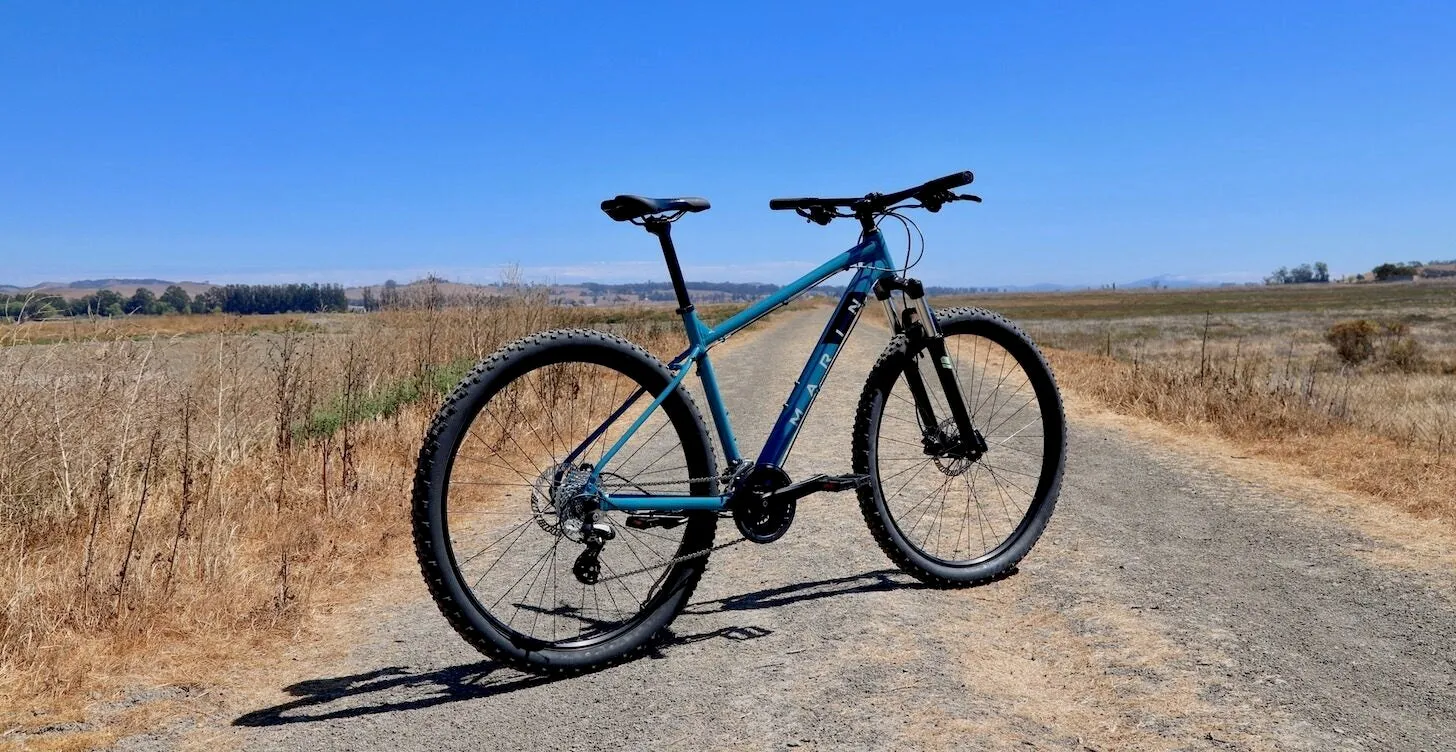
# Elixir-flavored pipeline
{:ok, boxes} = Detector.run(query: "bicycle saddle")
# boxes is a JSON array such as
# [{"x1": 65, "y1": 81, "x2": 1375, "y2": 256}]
[{"x1": 601, "y1": 195, "x2": 710, "y2": 222}]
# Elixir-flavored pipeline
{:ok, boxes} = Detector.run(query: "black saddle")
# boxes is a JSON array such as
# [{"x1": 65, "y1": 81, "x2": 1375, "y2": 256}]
[{"x1": 601, "y1": 195, "x2": 710, "y2": 222}]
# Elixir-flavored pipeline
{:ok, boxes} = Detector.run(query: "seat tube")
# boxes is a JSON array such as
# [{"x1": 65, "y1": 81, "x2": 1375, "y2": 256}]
[{"x1": 681, "y1": 308, "x2": 740, "y2": 465}]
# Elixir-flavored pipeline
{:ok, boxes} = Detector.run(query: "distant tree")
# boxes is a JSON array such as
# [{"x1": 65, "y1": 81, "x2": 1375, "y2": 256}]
[
  {"x1": 126, "y1": 287, "x2": 157, "y2": 314},
  {"x1": 1268, "y1": 262, "x2": 1330, "y2": 284},
  {"x1": 1373, "y1": 262, "x2": 1420, "y2": 281},
  {"x1": 382, "y1": 279, "x2": 399, "y2": 309},
  {"x1": 361, "y1": 286, "x2": 377, "y2": 311},
  {"x1": 92, "y1": 289, "x2": 125, "y2": 316},
  {"x1": 160, "y1": 285, "x2": 191, "y2": 313},
  {"x1": 192, "y1": 287, "x2": 223, "y2": 313},
  {"x1": 209, "y1": 283, "x2": 348, "y2": 315}
]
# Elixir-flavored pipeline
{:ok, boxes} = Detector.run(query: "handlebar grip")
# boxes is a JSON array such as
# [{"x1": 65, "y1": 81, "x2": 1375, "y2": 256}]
[
  {"x1": 923, "y1": 171, "x2": 975, "y2": 192},
  {"x1": 769, "y1": 198, "x2": 816, "y2": 210}
]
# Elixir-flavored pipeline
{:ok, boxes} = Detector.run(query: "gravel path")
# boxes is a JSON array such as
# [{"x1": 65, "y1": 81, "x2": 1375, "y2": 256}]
[{"x1": 225, "y1": 309, "x2": 1455, "y2": 751}]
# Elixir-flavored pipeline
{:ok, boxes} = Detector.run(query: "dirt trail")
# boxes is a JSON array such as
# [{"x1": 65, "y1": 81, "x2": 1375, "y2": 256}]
[{"x1": 133, "y1": 309, "x2": 1454, "y2": 750}]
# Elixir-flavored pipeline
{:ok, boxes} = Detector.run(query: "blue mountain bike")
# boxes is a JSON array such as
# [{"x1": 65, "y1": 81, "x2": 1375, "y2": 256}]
[{"x1": 413, "y1": 172, "x2": 1066, "y2": 674}]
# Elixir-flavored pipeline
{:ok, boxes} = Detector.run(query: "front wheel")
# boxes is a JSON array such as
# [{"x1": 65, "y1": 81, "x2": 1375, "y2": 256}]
[{"x1": 853, "y1": 307, "x2": 1066, "y2": 586}]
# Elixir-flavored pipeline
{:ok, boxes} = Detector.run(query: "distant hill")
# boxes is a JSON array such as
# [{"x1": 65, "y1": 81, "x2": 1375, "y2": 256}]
[
  {"x1": 0, "y1": 279, "x2": 216, "y2": 298},
  {"x1": 65, "y1": 278, "x2": 175, "y2": 289},
  {"x1": 1120, "y1": 273, "x2": 1258, "y2": 289},
  {"x1": 2, "y1": 273, "x2": 1265, "y2": 308}
]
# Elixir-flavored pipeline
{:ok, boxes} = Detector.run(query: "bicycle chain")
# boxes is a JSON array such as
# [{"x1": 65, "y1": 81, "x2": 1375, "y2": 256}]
[
  {"x1": 592, "y1": 471, "x2": 747, "y2": 584},
  {"x1": 592, "y1": 534, "x2": 748, "y2": 583}
]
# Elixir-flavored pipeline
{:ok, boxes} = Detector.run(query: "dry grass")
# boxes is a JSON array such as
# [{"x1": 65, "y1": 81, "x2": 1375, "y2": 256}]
[
  {"x1": 960, "y1": 283, "x2": 1456, "y2": 525},
  {"x1": 0, "y1": 312, "x2": 328, "y2": 347},
  {"x1": 935, "y1": 277, "x2": 1456, "y2": 320},
  {"x1": 1048, "y1": 349, "x2": 1455, "y2": 523},
  {"x1": 0, "y1": 292, "x2": 724, "y2": 735}
]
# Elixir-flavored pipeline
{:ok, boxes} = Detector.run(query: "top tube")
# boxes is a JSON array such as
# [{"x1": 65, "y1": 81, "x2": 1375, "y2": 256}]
[{"x1": 699, "y1": 230, "x2": 894, "y2": 348}]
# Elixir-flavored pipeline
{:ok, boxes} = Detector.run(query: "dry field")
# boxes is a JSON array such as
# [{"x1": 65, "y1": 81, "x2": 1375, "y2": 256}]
[
  {"x1": 0, "y1": 294, "x2": 752, "y2": 742},
  {"x1": 938, "y1": 281, "x2": 1456, "y2": 524}
]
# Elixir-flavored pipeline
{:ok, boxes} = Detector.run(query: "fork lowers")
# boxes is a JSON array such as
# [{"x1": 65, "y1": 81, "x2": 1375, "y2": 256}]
[{"x1": 873, "y1": 277, "x2": 980, "y2": 460}]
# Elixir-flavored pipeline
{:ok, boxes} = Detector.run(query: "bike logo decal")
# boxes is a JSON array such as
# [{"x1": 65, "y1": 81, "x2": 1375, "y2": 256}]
[{"x1": 823, "y1": 292, "x2": 865, "y2": 347}]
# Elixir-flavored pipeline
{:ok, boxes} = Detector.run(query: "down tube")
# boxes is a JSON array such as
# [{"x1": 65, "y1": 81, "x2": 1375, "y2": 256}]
[{"x1": 757, "y1": 264, "x2": 886, "y2": 468}]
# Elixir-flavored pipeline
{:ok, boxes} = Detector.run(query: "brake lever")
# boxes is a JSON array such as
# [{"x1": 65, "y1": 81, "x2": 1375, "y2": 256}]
[{"x1": 956, "y1": 193, "x2": 983, "y2": 203}]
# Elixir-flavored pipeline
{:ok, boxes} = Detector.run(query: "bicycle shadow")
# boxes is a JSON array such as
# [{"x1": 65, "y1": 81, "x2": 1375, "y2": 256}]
[{"x1": 232, "y1": 568, "x2": 963, "y2": 728}]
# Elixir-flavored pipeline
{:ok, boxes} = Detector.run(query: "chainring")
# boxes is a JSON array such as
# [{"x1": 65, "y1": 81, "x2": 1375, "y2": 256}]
[{"x1": 731, "y1": 465, "x2": 795, "y2": 544}]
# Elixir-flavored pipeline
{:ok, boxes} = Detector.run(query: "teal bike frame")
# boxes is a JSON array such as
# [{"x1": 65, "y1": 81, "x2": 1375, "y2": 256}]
[{"x1": 577, "y1": 228, "x2": 898, "y2": 512}]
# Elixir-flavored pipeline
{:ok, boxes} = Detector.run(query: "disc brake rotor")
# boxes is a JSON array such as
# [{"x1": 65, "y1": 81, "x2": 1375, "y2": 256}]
[{"x1": 531, "y1": 463, "x2": 594, "y2": 541}]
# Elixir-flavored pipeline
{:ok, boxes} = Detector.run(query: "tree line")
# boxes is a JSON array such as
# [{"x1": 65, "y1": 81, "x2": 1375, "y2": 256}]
[
  {"x1": 2, "y1": 283, "x2": 348, "y2": 319},
  {"x1": 1265, "y1": 262, "x2": 1330, "y2": 285}
]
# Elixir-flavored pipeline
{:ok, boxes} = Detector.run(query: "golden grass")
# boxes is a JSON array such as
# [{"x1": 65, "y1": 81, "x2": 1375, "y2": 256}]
[
  {"x1": 1047, "y1": 346, "x2": 1454, "y2": 524},
  {"x1": 937, "y1": 282, "x2": 1456, "y2": 526},
  {"x1": 0, "y1": 312, "x2": 326, "y2": 346},
  {"x1": 934, "y1": 277, "x2": 1456, "y2": 320},
  {"x1": 0, "y1": 292, "x2": 707, "y2": 738}
]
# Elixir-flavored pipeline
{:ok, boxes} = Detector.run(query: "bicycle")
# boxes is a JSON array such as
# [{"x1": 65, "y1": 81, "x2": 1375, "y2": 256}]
[{"x1": 412, "y1": 171, "x2": 1067, "y2": 675}]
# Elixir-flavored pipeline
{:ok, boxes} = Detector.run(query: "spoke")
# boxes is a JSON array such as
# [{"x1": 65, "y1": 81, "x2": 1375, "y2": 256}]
[
  {"x1": 609, "y1": 416, "x2": 671, "y2": 474},
  {"x1": 876, "y1": 456, "x2": 935, "y2": 485},
  {"x1": 977, "y1": 461, "x2": 1042, "y2": 486},
  {"x1": 897, "y1": 475, "x2": 955, "y2": 540},
  {"x1": 981, "y1": 463, "x2": 1019, "y2": 529},
  {"x1": 472, "y1": 521, "x2": 542, "y2": 595},
  {"x1": 878, "y1": 434, "x2": 928, "y2": 450},
  {"x1": 636, "y1": 439, "x2": 687, "y2": 477},
  {"x1": 462, "y1": 435, "x2": 543, "y2": 488},
  {"x1": 481, "y1": 408, "x2": 549, "y2": 479},
  {"x1": 994, "y1": 417, "x2": 1040, "y2": 445},
  {"x1": 971, "y1": 465, "x2": 1000, "y2": 543},
  {"x1": 986, "y1": 395, "x2": 1039, "y2": 438},
  {"x1": 988, "y1": 440, "x2": 1045, "y2": 461},
  {"x1": 459, "y1": 518, "x2": 535, "y2": 566},
  {"x1": 515, "y1": 537, "x2": 559, "y2": 630},
  {"x1": 921, "y1": 476, "x2": 952, "y2": 552},
  {"x1": 491, "y1": 542, "x2": 559, "y2": 609},
  {"x1": 967, "y1": 472, "x2": 987, "y2": 554},
  {"x1": 529, "y1": 370, "x2": 569, "y2": 468}
]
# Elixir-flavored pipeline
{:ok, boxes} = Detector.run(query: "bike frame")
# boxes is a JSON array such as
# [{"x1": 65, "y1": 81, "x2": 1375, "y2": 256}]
[{"x1": 583, "y1": 228, "x2": 899, "y2": 512}]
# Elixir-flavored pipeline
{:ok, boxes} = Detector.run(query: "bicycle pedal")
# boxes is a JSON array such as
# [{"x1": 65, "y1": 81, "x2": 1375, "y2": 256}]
[
  {"x1": 761, "y1": 473, "x2": 869, "y2": 504},
  {"x1": 818, "y1": 474, "x2": 870, "y2": 491}
]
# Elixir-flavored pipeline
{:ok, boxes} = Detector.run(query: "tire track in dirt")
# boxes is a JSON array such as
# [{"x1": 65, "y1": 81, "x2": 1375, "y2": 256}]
[{"x1": 147, "y1": 308, "x2": 1455, "y2": 751}]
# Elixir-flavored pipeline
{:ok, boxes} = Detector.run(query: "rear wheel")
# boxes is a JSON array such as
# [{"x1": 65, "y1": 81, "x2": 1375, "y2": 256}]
[
  {"x1": 853, "y1": 307, "x2": 1066, "y2": 586},
  {"x1": 413, "y1": 329, "x2": 717, "y2": 675}
]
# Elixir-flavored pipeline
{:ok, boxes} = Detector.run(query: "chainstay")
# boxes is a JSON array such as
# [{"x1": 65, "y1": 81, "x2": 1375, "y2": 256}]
[
  {"x1": 594, "y1": 534, "x2": 747, "y2": 583},
  {"x1": 597, "y1": 474, "x2": 723, "y2": 489},
  {"x1": 577, "y1": 471, "x2": 744, "y2": 583}
]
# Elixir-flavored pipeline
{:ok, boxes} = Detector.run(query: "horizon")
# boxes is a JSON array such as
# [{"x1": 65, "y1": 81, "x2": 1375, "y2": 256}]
[
  {"x1": 4, "y1": 261, "x2": 1432, "y2": 295},
  {"x1": 4, "y1": 3, "x2": 1453, "y2": 288}
]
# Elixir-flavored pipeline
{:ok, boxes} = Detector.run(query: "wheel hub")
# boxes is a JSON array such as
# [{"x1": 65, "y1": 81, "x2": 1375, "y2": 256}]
[
  {"x1": 532, "y1": 463, "x2": 596, "y2": 541},
  {"x1": 923, "y1": 418, "x2": 985, "y2": 476}
]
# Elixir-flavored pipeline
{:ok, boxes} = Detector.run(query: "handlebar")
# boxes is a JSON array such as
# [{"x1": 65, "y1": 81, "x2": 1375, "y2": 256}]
[{"x1": 768, "y1": 171, "x2": 975, "y2": 213}]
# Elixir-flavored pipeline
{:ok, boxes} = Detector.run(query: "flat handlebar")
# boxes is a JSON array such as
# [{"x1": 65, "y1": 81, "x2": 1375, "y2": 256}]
[{"x1": 769, "y1": 171, "x2": 975, "y2": 212}]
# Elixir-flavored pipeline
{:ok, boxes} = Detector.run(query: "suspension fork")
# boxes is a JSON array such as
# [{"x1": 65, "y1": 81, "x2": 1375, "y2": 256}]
[{"x1": 873, "y1": 278, "x2": 986, "y2": 455}]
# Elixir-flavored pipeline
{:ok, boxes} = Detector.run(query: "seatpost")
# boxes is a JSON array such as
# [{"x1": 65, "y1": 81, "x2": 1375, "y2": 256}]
[{"x1": 644, "y1": 219, "x2": 693, "y2": 311}]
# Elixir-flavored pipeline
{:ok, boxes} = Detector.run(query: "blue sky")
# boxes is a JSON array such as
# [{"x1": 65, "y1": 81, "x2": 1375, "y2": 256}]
[{"x1": 2, "y1": 1, "x2": 1453, "y2": 288}]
